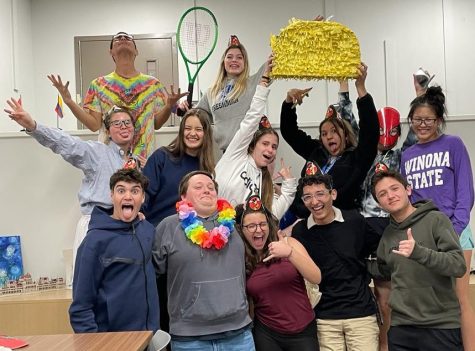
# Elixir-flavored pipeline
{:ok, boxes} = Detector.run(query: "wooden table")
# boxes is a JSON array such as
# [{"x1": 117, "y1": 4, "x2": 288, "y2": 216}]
[
  {"x1": 0, "y1": 289, "x2": 73, "y2": 335},
  {"x1": 17, "y1": 331, "x2": 153, "y2": 351}
]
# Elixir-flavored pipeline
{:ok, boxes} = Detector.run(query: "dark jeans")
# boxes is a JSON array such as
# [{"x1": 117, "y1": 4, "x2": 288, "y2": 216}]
[
  {"x1": 388, "y1": 325, "x2": 463, "y2": 351},
  {"x1": 253, "y1": 318, "x2": 319, "y2": 351}
]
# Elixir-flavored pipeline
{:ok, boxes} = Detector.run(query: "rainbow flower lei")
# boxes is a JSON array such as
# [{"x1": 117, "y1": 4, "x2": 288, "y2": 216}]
[{"x1": 176, "y1": 199, "x2": 236, "y2": 250}]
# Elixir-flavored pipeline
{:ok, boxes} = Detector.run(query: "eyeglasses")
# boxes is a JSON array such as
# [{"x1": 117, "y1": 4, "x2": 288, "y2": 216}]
[
  {"x1": 112, "y1": 33, "x2": 134, "y2": 42},
  {"x1": 410, "y1": 117, "x2": 437, "y2": 126},
  {"x1": 242, "y1": 222, "x2": 268, "y2": 233},
  {"x1": 110, "y1": 119, "x2": 133, "y2": 128},
  {"x1": 301, "y1": 190, "x2": 331, "y2": 203}
]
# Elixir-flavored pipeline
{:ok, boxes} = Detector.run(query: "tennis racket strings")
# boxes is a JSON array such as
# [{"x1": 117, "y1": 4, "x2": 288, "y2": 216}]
[{"x1": 179, "y1": 9, "x2": 217, "y2": 64}]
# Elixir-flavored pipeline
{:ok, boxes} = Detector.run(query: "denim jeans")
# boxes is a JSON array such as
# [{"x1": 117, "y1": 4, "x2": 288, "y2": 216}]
[{"x1": 171, "y1": 329, "x2": 255, "y2": 351}]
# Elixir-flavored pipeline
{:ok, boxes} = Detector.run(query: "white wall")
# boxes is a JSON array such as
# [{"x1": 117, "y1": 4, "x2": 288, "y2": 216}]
[
  {"x1": 1, "y1": 0, "x2": 475, "y2": 277},
  {"x1": 0, "y1": 0, "x2": 35, "y2": 132}
]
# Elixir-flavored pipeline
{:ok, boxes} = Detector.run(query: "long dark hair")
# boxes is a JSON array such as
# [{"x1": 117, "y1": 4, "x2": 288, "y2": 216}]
[
  {"x1": 167, "y1": 109, "x2": 215, "y2": 175},
  {"x1": 235, "y1": 203, "x2": 279, "y2": 275},
  {"x1": 408, "y1": 86, "x2": 447, "y2": 132},
  {"x1": 319, "y1": 116, "x2": 357, "y2": 155}
]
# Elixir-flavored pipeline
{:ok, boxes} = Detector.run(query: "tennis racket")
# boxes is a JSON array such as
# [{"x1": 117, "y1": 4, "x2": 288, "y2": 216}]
[{"x1": 177, "y1": 6, "x2": 218, "y2": 108}]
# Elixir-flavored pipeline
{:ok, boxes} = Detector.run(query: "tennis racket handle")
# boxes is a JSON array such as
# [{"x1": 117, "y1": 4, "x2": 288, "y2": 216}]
[{"x1": 187, "y1": 83, "x2": 194, "y2": 108}]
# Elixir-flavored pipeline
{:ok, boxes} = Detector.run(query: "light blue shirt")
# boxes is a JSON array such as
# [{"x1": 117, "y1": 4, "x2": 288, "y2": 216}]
[{"x1": 30, "y1": 124, "x2": 125, "y2": 214}]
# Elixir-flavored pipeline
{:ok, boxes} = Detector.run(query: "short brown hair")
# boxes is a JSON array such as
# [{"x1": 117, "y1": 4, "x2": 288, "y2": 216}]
[
  {"x1": 110, "y1": 168, "x2": 149, "y2": 191},
  {"x1": 371, "y1": 170, "x2": 409, "y2": 202},
  {"x1": 178, "y1": 170, "x2": 218, "y2": 197},
  {"x1": 297, "y1": 174, "x2": 333, "y2": 194}
]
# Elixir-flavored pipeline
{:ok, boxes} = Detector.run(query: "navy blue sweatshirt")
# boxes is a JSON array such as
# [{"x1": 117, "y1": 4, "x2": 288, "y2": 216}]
[
  {"x1": 142, "y1": 147, "x2": 199, "y2": 226},
  {"x1": 70, "y1": 206, "x2": 159, "y2": 332}
]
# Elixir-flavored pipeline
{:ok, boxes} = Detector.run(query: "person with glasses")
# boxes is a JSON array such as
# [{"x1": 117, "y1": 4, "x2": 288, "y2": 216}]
[
  {"x1": 291, "y1": 172, "x2": 381, "y2": 351},
  {"x1": 401, "y1": 85, "x2": 475, "y2": 350},
  {"x1": 235, "y1": 194, "x2": 321, "y2": 351},
  {"x1": 4, "y1": 99, "x2": 137, "y2": 271},
  {"x1": 48, "y1": 31, "x2": 187, "y2": 158}
]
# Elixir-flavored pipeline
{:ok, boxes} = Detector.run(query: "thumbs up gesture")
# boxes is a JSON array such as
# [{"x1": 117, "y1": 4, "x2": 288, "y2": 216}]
[
  {"x1": 392, "y1": 228, "x2": 416, "y2": 257},
  {"x1": 263, "y1": 230, "x2": 293, "y2": 262}
]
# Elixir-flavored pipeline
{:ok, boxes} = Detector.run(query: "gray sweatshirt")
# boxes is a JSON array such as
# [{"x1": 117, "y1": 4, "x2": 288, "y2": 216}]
[
  {"x1": 153, "y1": 212, "x2": 251, "y2": 337},
  {"x1": 196, "y1": 64, "x2": 265, "y2": 151}
]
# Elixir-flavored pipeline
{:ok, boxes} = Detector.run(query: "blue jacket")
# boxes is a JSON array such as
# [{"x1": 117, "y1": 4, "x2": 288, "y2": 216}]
[{"x1": 70, "y1": 206, "x2": 159, "y2": 332}]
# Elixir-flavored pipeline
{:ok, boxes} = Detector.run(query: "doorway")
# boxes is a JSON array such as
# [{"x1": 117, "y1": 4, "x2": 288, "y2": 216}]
[{"x1": 74, "y1": 32, "x2": 179, "y2": 128}]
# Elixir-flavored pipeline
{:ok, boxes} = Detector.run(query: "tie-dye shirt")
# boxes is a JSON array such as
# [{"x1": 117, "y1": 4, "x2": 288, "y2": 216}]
[{"x1": 83, "y1": 71, "x2": 166, "y2": 158}]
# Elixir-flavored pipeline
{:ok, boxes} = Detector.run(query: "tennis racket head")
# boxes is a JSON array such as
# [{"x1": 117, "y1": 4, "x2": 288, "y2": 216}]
[
  {"x1": 177, "y1": 6, "x2": 218, "y2": 65},
  {"x1": 177, "y1": 6, "x2": 218, "y2": 106}
]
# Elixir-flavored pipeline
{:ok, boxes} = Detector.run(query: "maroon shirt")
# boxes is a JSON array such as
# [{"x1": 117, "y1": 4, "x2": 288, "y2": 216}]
[{"x1": 247, "y1": 259, "x2": 315, "y2": 333}]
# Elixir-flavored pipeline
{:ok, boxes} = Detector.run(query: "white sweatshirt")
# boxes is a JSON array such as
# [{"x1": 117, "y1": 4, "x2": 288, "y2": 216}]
[{"x1": 215, "y1": 85, "x2": 297, "y2": 219}]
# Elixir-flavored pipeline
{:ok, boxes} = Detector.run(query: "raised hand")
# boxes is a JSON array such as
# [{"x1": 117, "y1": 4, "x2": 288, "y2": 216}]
[
  {"x1": 263, "y1": 231, "x2": 293, "y2": 262},
  {"x1": 164, "y1": 85, "x2": 188, "y2": 108},
  {"x1": 285, "y1": 87, "x2": 313, "y2": 107},
  {"x1": 413, "y1": 74, "x2": 429, "y2": 97},
  {"x1": 263, "y1": 53, "x2": 274, "y2": 77},
  {"x1": 355, "y1": 62, "x2": 368, "y2": 96},
  {"x1": 47, "y1": 74, "x2": 73, "y2": 104},
  {"x1": 4, "y1": 98, "x2": 36, "y2": 131},
  {"x1": 273, "y1": 158, "x2": 293, "y2": 181},
  {"x1": 392, "y1": 228, "x2": 416, "y2": 257}
]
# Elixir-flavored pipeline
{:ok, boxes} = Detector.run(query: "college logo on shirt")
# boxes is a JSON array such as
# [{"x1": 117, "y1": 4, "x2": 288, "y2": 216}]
[
  {"x1": 212, "y1": 81, "x2": 239, "y2": 112},
  {"x1": 403, "y1": 151, "x2": 450, "y2": 189},
  {"x1": 240, "y1": 171, "x2": 260, "y2": 196}
]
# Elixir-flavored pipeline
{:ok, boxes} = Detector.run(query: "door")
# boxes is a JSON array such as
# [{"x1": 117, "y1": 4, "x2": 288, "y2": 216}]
[{"x1": 74, "y1": 33, "x2": 179, "y2": 128}]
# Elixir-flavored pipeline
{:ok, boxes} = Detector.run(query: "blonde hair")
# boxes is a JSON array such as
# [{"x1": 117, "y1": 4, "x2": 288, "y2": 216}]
[{"x1": 209, "y1": 45, "x2": 250, "y2": 102}]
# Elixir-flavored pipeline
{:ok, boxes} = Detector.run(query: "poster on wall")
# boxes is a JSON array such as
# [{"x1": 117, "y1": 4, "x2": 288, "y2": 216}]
[{"x1": 0, "y1": 235, "x2": 24, "y2": 287}]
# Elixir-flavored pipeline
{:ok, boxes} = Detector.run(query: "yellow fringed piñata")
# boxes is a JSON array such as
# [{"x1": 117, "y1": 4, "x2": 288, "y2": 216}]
[{"x1": 270, "y1": 18, "x2": 361, "y2": 80}]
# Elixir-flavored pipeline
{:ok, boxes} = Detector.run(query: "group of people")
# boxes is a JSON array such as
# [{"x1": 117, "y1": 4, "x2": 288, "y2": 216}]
[{"x1": 3, "y1": 28, "x2": 475, "y2": 351}]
